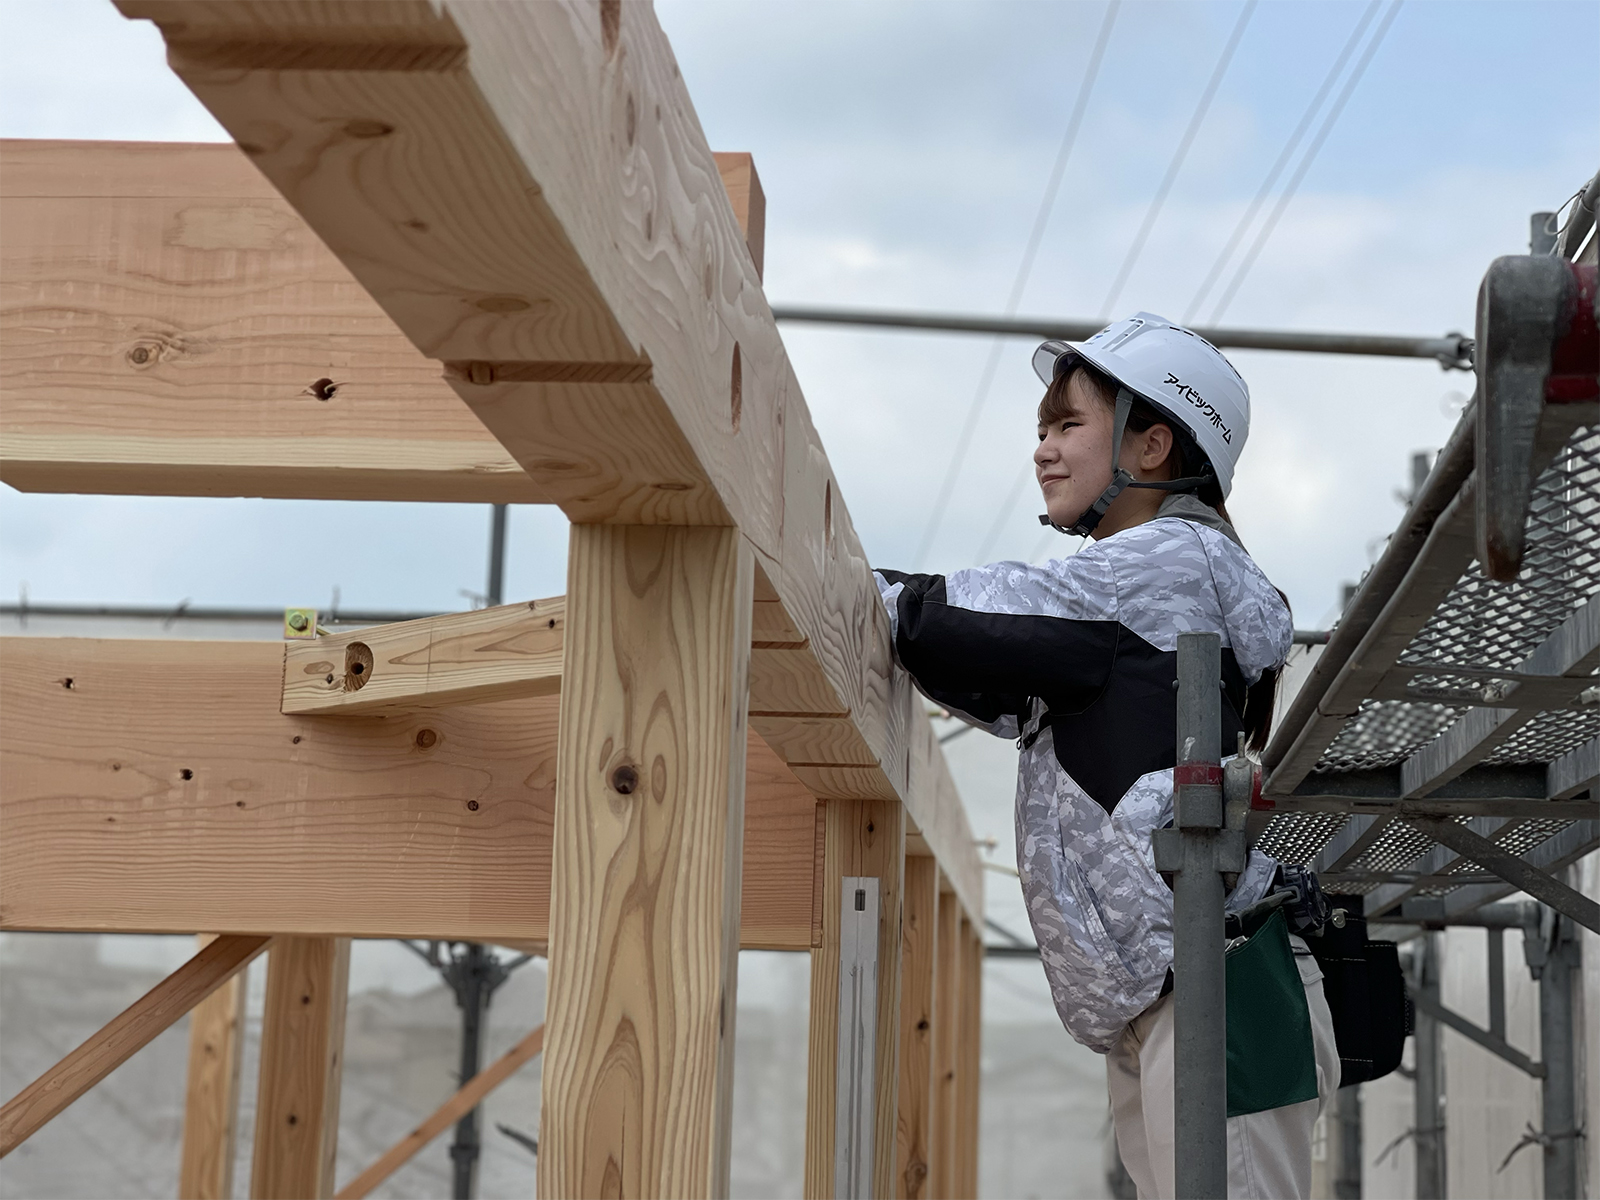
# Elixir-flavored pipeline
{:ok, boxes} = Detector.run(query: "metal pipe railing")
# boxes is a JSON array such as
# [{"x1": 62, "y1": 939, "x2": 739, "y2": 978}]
[{"x1": 771, "y1": 305, "x2": 1475, "y2": 370}]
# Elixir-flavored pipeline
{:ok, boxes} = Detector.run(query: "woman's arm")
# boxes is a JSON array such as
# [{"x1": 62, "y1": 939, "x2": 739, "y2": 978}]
[{"x1": 875, "y1": 555, "x2": 1123, "y2": 730}]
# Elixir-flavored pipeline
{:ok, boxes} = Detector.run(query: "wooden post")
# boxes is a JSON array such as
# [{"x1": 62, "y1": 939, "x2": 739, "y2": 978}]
[
  {"x1": 180, "y1": 935, "x2": 248, "y2": 1200},
  {"x1": 538, "y1": 525, "x2": 754, "y2": 1200},
  {"x1": 895, "y1": 856, "x2": 939, "y2": 1199},
  {"x1": 928, "y1": 880, "x2": 961, "y2": 1199},
  {"x1": 955, "y1": 919, "x2": 983, "y2": 1200},
  {"x1": 250, "y1": 937, "x2": 350, "y2": 1200},
  {"x1": 804, "y1": 798, "x2": 907, "y2": 1199}
]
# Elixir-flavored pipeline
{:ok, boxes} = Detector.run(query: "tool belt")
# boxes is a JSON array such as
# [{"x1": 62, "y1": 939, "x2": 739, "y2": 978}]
[
  {"x1": 1224, "y1": 906, "x2": 1319, "y2": 1116},
  {"x1": 1304, "y1": 893, "x2": 1412, "y2": 1086}
]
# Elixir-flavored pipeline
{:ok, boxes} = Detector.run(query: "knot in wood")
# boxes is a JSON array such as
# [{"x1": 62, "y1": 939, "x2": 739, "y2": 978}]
[
  {"x1": 610, "y1": 764, "x2": 639, "y2": 795},
  {"x1": 415, "y1": 728, "x2": 438, "y2": 749}
]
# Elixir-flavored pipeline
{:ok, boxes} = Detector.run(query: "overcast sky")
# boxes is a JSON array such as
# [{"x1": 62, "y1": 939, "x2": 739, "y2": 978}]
[{"x1": 2, "y1": 0, "x2": 1594, "y2": 631}]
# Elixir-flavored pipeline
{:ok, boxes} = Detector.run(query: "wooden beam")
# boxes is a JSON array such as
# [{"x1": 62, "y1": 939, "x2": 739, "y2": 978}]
[
  {"x1": 0, "y1": 636, "x2": 816, "y2": 948},
  {"x1": 539, "y1": 524, "x2": 753, "y2": 1198},
  {"x1": 0, "y1": 140, "x2": 768, "y2": 506},
  {"x1": 928, "y1": 881, "x2": 960, "y2": 1200},
  {"x1": 336, "y1": 1023, "x2": 545, "y2": 1200},
  {"x1": 895, "y1": 856, "x2": 939, "y2": 1200},
  {"x1": 251, "y1": 937, "x2": 350, "y2": 1200},
  {"x1": 955, "y1": 919, "x2": 983, "y2": 1200},
  {"x1": 0, "y1": 934, "x2": 269, "y2": 1158},
  {"x1": 712, "y1": 152, "x2": 765, "y2": 282},
  {"x1": 0, "y1": 139, "x2": 535, "y2": 505},
  {"x1": 804, "y1": 798, "x2": 906, "y2": 1199},
  {"x1": 276, "y1": 596, "x2": 978, "y2": 925},
  {"x1": 282, "y1": 596, "x2": 564, "y2": 715},
  {"x1": 180, "y1": 935, "x2": 250, "y2": 1200},
  {"x1": 111, "y1": 1, "x2": 984, "y2": 926}
]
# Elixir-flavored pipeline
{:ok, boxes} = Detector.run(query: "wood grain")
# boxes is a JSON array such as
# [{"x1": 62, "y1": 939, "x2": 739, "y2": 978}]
[
  {"x1": 929, "y1": 887, "x2": 960, "y2": 1199},
  {"x1": 712, "y1": 152, "x2": 765, "y2": 282},
  {"x1": 954, "y1": 920, "x2": 982, "y2": 1200},
  {"x1": 281, "y1": 596, "x2": 564, "y2": 715},
  {"x1": 109, "y1": 1, "x2": 984, "y2": 921},
  {"x1": 180, "y1": 935, "x2": 249, "y2": 1200},
  {"x1": 0, "y1": 934, "x2": 269, "y2": 1157},
  {"x1": 336, "y1": 1024, "x2": 545, "y2": 1200},
  {"x1": 0, "y1": 139, "x2": 535, "y2": 505},
  {"x1": 539, "y1": 525, "x2": 753, "y2": 1199},
  {"x1": 251, "y1": 937, "x2": 350, "y2": 1200},
  {"x1": 895, "y1": 858, "x2": 939, "y2": 1199},
  {"x1": 0, "y1": 637, "x2": 814, "y2": 948},
  {"x1": 804, "y1": 799, "x2": 906, "y2": 1200}
]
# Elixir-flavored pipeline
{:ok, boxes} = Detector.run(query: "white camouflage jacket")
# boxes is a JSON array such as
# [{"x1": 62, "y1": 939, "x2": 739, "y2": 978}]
[{"x1": 875, "y1": 499, "x2": 1293, "y2": 1052}]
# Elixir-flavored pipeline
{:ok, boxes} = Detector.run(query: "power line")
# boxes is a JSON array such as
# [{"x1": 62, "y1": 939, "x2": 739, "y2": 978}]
[
  {"x1": 910, "y1": 1, "x2": 1119, "y2": 567},
  {"x1": 1097, "y1": 0, "x2": 1258, "y2": 320},
  {"x1": 1205, "y1": 0, "x2": 1404, "y2": 324},
  {"x1": 977, "y1": 3, "x2": 1403, "y2": 564},
  {"x1": 1182, "y1": 0, "x2": 1382, "y2": 323}
]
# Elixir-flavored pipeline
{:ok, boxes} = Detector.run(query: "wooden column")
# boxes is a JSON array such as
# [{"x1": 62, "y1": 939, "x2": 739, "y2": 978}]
[
  {"x1": 250, "y1": 937, "x2": 350, "y2": 1200},
  {"x1": 895, "y1": 856, "x2": 939, "y2": 1199},
  {"x1": 954, "y1": 920, "x2": 983, "y2": 1200},
  {"x1": 804, "y1": 798, "x2": 907, "y2": 1199},
  {"x1": 928, "y1": 880, "x2": 961, "y2": 1199},
  {"x1": 538, "y1": 525, "x2": 754, "y2": 1200},
  {"x1": 180, "y1": 935, "x2": 248, "y2": 1200}
]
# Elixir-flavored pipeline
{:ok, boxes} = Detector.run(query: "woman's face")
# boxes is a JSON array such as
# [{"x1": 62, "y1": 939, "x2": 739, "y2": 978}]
[{"x1": 1035, "y1": 372, "x2": 1117, "y2": 529}]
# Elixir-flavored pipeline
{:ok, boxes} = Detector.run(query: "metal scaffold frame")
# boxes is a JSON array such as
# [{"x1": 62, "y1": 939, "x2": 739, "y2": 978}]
[{"x1": 1159, "y1": 180, "x2": 1597, "y2": 1200}]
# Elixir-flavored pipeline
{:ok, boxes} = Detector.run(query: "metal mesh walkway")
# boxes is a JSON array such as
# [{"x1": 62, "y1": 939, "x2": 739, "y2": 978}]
[{"x1": 1256, "y1": 414, "x2": 1598, "y2": 918}]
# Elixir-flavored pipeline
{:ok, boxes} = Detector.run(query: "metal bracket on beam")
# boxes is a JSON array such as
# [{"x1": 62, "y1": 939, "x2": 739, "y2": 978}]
[{"x1": 834, "y1": 876, "x2": 880, "y2": 1200}]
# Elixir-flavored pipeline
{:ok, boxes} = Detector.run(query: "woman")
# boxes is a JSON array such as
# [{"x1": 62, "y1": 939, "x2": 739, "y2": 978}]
[{"x1": 874, "y1": 313, "x2": 1339, "y2": 1200}]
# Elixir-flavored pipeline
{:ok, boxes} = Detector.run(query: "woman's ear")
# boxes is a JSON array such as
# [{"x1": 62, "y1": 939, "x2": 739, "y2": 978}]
[{"x1": 1139, "y1": 423, "x2": 1175, "y2": 475}]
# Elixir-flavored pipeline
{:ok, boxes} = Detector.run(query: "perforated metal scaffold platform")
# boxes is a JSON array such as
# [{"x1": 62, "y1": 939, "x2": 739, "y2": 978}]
[{"x1": 1255, "y1": 375, "x2": 1598, "y2": 921}]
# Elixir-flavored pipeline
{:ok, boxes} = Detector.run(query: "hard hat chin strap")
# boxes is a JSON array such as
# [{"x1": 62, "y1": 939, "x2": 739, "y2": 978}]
[{"x1": 1038, "y1": 388, "x2": 1214, "y2": 539}]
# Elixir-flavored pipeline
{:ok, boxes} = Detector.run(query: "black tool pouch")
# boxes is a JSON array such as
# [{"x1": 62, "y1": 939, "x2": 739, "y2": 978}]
[{"x1": 1306, "y1": 893, "x2": 1412, "y2": 1086}]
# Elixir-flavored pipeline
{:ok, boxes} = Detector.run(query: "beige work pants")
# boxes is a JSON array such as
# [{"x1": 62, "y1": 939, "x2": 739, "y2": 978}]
[{"x1": 1106, "y1": 939, "x2": 1341, "y2": 1200}]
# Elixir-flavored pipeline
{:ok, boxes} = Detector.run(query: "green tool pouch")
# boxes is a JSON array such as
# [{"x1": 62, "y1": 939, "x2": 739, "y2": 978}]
[{"x1": 1225, "y1": 907, "x2": 1319, "y2": 1118}]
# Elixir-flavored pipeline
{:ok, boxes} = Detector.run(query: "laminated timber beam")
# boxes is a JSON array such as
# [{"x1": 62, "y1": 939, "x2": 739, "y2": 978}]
[
  {"x1": 97, "y1": 0, "x2": 984, "y2": 922},
  {"x1": 0, "y1": 139, "x2": 533, "y2": 505},
  {"x1": 0, "y1": 138, "x2": 766, "y2": 506},
  {"x1": 276, "y1": 597, "x2": 982, "y2": 925},
  {"x1": 0, "y1": 636, "x2": 820, "y2": 949}
]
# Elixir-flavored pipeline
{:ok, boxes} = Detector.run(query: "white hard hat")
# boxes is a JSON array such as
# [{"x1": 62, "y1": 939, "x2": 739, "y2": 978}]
[{"x1": 1032, "y1": 312, "x2": 1251, "y2": 497}]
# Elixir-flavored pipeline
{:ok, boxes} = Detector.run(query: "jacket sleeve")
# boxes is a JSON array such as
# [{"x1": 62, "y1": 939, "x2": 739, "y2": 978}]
[{"x1": 874, "y1": 557, "x2": 1123, "y2": 737}]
